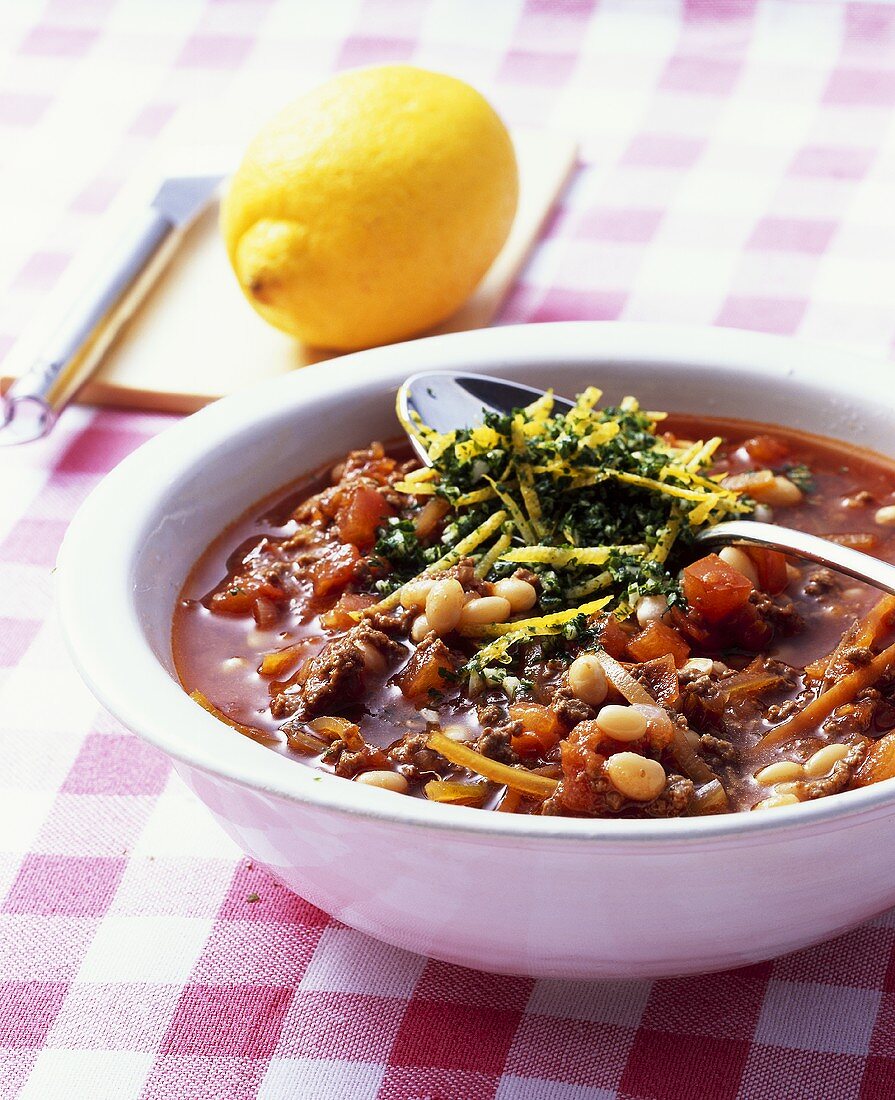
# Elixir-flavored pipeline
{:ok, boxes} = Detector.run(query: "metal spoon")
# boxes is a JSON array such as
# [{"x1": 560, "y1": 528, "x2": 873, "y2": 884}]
[{"x1": 397, "y1": 370, "x2": 895, "y2": 597}]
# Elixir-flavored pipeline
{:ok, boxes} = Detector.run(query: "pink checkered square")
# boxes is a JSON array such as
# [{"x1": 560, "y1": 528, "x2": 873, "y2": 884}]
[
  {"x1": 189, "y1": 919, "x2": 325, "y2": 985},
  {"x1": 337, "y1": 35, "x2": 415, "y2": 68},
  {"x1": 0, "y1": 981, "x2": 67, "y2": 1047},
  {"x1": 578, "y1": 207, "x2": 665, "y2": 244},
  {"x1": 15, "y1": 250, "x2": 70, "y2": 291},
  {"x1": 824, "y1": 67, "x2": 895, "y2": 106},
  {"x1": 738, "y1": 1045, "x2": 867, "y2": 1100},
  {"x1": 622, "y1": 133, "x2": 705, "y2": 169},
  {"x1": 160, "y1": 985, "x2": 293, "y2": 1057},
  {"x1": 531, "y1": 288, "x2": 627, "y2": 323},
  {"x1": 175, "y1": 34, "x2": 254, "y2": 69},
  {"x1": 715, "y1": 294, "x2": 808, "y2": 335},
  {"x1": 389, "y1": 1000, "x2": 522, "y2": 1074},
  {"x1": 142, "y1": 1054, "x2": 268, "y2": 1100},
  {"x1": 60, "y1": 733, "x2": 170, "y2": 797},
  {"x1": 660, "y1": 55, "x2": 742, "y2": 95},
  {"x1": 619, "y1": 1029, "x2": 751, "y2": 1100},
  {"x1": 54, "y1": 426, "x2": 153, "y2": 474},
  {"x1": 378, "y1": 1066, "x2": 501, "y2": 1100},
  {"x1": 773, "y1": 927, "x2": 894, "y2": 990},
  {"x1": 18, "y1": 24, "x2": 98, "y2": 58},
  {"x1": 3, "y1": 854, "x2": 125, "y2": 917},
  {"x1": 44, "y1": 982, "x2": 182, "y2": 1051},
  {"x1": 788, "y1": 144, "x2": 874, "y2": 180},
  {"x1": 500, "y1": 50, "x2": 578, "y2": 85},
  {"x1": 413, "y1": 961, "x2": 532, "y2": 1011},
  {"x1": 641, "y1": 964, "x2": 771, "y2": 1039},
  {"x1": 0, "y1": 518, "x2": 69, "y2": 568},
  {"x1": 128, "y1": 102, "x2": 176, "y2": 139},
  {"x1": 746, "y1": 216, "x2": 838, "y2": 255},
  {"x1": 0, "y1": 91, "x2": 51, "y2": 126}
]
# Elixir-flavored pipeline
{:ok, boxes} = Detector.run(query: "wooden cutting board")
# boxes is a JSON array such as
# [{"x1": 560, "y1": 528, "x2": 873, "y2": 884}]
[{"x1": 2, "y1": 128, "x2": 577, "y2": 415}]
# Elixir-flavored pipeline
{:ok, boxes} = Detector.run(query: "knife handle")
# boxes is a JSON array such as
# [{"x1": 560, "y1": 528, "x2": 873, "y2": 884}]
[{"x1": 0, "y1": 207, "x2": 181, "y2": 443}]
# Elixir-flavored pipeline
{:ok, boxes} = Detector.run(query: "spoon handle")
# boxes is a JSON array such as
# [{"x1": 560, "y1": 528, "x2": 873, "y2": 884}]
[{"x1": 697, "y1": 520, "x2": 895, "y2": 597}]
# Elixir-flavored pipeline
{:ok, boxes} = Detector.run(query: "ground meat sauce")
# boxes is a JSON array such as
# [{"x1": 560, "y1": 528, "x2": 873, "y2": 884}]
[{"x1": 173, "y1": 415, "x2": 895, "y2": 818}]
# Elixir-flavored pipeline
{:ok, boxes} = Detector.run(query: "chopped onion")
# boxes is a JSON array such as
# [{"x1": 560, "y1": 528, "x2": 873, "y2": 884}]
[
  {"x1": 598, "y1": 651, "x2": 656, "y2": 706},
  {"x1": 670, "y1": 725, "x2": 718, "y2": 786}
]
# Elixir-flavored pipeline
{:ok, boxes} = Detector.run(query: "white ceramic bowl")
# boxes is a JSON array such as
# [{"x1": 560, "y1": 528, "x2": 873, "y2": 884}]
[{"x1": 58, "y1": 322, "x2": 895, "y2": 979}]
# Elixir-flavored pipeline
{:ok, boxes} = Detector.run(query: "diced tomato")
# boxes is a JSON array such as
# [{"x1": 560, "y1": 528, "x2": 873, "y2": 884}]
[
  {"x1": 627, "y1": 621, "x2": 691, "y2": 667},
  {"x1": 336, "y1": 485, "x2": 395, "y2": 551},
  {"x1": 555, "y1": 723, "x2": 611, "y2": 813},
  {"x1": 747, "y1": 546, "x2": 788, "y2": 595},
  {"x1": 670, "y1": 606, "x2": 712, "y2": 646},
  {"x1": 509, "y1": 702, "x2": 564, "y2": 755},
  {"x1": 510, "y1": 731, "x2": 548, "y2": 757},
  {"x1": 319, "y1": 591, "x2": 377, "y2": 630},
  {"x1": 743, "y1": 434, "x2": 789, "y2": 465},
  {"x1": 309, "y1": 542, "x2": 361, "y2": 596},
  {"x1": 597, "y1": 614, "x2": 631, "y2": 659},
  {"x1": 395, "y1": 637, "x2": 457, "y2": 702},
  {"x1": 210, "y1": 575, "x2": 287, "y2": 615},
  {"x1": 683, "y1": 554, "x2": 754, "y2": 624}
]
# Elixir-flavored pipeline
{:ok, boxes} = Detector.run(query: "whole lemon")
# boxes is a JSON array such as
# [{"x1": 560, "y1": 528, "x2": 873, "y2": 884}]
[{"x1": 220, "y1": 65, "x2": 518, "y2": 350}]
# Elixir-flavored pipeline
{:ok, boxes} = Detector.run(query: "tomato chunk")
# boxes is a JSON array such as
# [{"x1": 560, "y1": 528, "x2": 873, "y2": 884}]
[
  {"x1": 336, "y1": 485, "x2": 395, "y2": 551},
  {"x1": 683, "y1": 554, "x2": 754, "y2": 623},
  {"x1": 627, "y1": 621, "x2": 691, "y2": 667},
  {"x1": 395, "y1": 636, "x2": 457, "y2": 703},
  {"x1": 210, "y1": 575, "x2": 287, "y2": 615},
  {"x1": 744, "y1": 434, "x2": 789, "y2": 465},
  {"x1": 319, "y1": 591, "x2": 377, "y2": 630},
  {"x1": 596, "y1": 614, "x2": 631, "y2": 659},
  {"x1": 747, "y1": 546, "x2": 788, "y2": 595},
  {"x1": 509, "y1": 702, "x2": 564, "y2": 754},
  {"x1": 309, "y1": 542, "x2": 361, "y2": 596}
]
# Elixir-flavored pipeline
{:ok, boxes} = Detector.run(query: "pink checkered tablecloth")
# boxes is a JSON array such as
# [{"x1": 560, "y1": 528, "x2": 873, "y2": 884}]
[{"x1": 3, "y1": 1, "x2": 895, "y2": 1097}]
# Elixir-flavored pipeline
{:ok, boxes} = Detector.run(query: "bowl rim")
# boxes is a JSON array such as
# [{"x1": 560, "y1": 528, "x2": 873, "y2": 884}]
[{"x1": 57, "y1": 320, "x2": 895, "y2": 846}]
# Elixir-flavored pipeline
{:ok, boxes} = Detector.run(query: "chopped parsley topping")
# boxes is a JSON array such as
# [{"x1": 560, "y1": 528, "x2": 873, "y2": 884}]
[{"x1": 372, "y1": 386, "x2": 753, "y2": 669}]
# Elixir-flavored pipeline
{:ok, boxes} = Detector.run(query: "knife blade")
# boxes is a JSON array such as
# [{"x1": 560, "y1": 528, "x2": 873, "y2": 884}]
[{"x1": 0, "y1": 172, "x2": 224, "y2": 444}]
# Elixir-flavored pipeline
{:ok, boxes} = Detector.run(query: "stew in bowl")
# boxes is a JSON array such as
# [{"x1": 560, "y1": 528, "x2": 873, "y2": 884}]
[{"x1": 174, "y1": 386, "x2": 895, "y2": 820}]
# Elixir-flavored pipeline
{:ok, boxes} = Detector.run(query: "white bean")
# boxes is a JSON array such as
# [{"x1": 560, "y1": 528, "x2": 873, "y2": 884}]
[
  {"x1": 804, "y1": 742, "x2": 851, "y2": 778},
  {"x1": 755, "y1": 475, "x2": 803, "y2": 508},
  {"x1": 354, "y1": 770, "x2": 409, "y2": 793},
  {"x1": 595, "y1": 704, "x2": 647, "y2": 743},
  {"x1": 875, "y1": 505, "x2": 895, "y2": 527},
  {"x1": 718, "y1": 546, "x2": 759, "y2": 586},
  {"x1": 605, "y1": 753, "x2": 666, "y2": 801},
  {"x1": 635, "y1": 594, "x2": 669, "y2": 628},
  {"x1": 568, "y1": 654, "x2": 609, "y2": 706},
  {"x1": 753, "y1": 792, "x2": 800, "y2": 810},
  {"x1": 400, "y1": 578, "x2": 434, "y2": 609},
  {"x1": 425, "y1": 577, "x2": 465, "y2": 636},
  {"x1": 410, "y1": 614, "x2": 431, "y2": 643},
  {"x1": 493, "y1": 577, "x2": 537, "y2": 613},
  {"x1": 459, "y1": 595, "x2": 512, "y2": 628},
  {"x1": 755, "y1": 760, "x2": 804, "y2": 786}
]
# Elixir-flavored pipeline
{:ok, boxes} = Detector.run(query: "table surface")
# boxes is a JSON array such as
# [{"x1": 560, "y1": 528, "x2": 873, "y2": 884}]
[{"x1": 3, "y1": 2, "x2": 895, "y2": 1098}]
